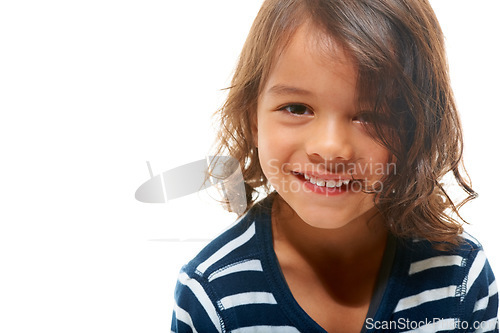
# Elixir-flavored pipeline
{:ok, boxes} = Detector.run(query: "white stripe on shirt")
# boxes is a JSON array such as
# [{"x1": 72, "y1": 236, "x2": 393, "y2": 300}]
[
  {"x1": 208, "y1": 259, "x2": 263, "y2": 282},
  {"x1": 219, "y1": 292, "x2": 277, "y2": 310},
  {"x1": 178, "y1": 272, "x2": 222, "y2": 333},
  {"x1": 409, "y1": 255, "x2": 464, "y2": 275},
  {"x1": 490, "y1": 280, "x2": 499, "y2": 296},
  {"x1": 196, "y1": 222, "x2": 256, "y2": 275},
  {"x1": 465, "y1": 251, "x2": 487, "y2": 293},
  {"x1": 394, "y1": 285, "x2": 457, "y2": 312},
  {"x1": 474, "y1": 281, "x2": 499, "y2": 312},
  {"x1": 474, "y1": 295, "x2": 490, "y2": 312},
  {"x1": 174, "y1": 305, "x2": 198, "y2": 333}
]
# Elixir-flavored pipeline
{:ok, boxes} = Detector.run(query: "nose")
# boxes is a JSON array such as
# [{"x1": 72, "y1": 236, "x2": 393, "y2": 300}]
[{"x1": 305, "y1": 116, "x2": 354, "y2": 164}]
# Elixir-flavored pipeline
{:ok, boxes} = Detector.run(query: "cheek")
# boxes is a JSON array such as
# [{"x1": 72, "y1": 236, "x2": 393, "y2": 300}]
[
  {"x1": 258, "y1": 140, "x2": 283, "y2": 176},
  {"x1": 258, "y1": 122, "x2": 301, "y2": 164},
  {"x1": 256, "y1": 123, "x2": 295, "y2": 179},
  {"x1": 372, "y1": 146, "x2": 390, "y2": 163},
  {"x1": 365, "y1": 145, "x2": 392, "y2": 178}
]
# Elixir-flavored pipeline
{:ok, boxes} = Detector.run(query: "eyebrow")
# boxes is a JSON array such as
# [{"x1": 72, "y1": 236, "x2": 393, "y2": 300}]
[{"x1": 266, "y1": 84, "x2": 313, "y2": 96}]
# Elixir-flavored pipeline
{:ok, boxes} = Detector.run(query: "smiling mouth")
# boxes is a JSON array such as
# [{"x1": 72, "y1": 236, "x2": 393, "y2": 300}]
[
  {"x1": 304, "y1": 174, "x2": 349, "y2": 188},
  {"x1": 291, "y1": 171, "x2": 354, "y2": 190}
]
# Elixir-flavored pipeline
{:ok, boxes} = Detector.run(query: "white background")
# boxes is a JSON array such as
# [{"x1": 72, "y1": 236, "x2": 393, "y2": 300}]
[{"x1": 0, "y1": 1, "x2": 498, "y2": 332}]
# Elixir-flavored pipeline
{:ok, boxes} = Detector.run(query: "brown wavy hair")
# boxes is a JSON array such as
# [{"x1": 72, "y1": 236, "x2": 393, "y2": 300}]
[{"x1": 211, "y1": 0, "x2": 477, "y2": 247}]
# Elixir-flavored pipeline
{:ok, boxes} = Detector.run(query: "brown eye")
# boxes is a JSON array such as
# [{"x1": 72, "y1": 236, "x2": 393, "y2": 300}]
[{"x1": 280, "y1": 104, "x2": 313, "y2": 116}]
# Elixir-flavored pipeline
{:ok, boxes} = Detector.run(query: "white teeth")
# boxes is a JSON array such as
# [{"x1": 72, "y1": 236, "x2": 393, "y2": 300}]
[
  {"x1": 326, "y1": 180, "x2": 337, "y2": 188},
  {"x1": 304, "y1": 175, "x2": 349, "y2": 188}
]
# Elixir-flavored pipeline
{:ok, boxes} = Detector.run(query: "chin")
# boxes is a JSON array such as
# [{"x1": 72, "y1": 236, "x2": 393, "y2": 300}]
[
  {"x1": 296, "y1": 209, "x2": 357, "y2": 229},
  {"x1": 282, "y1": 196, "x2": 378, "y2": 230}
]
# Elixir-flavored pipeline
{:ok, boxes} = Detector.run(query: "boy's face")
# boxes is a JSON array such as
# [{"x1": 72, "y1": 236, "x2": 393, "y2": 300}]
[{"x1": 254, "y1": 24, "x2": 391, "y2": 229}]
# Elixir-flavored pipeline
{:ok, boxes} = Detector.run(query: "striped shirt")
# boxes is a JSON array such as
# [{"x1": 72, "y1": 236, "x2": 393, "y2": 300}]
[{"x1": 171, "y1": 197, "x2": 499, "y2": 332}]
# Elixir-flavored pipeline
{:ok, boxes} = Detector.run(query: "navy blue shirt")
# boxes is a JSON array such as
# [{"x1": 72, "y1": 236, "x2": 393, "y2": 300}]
[{"x1": 171, "y1": 197, "x2": 499, "y2": 332}]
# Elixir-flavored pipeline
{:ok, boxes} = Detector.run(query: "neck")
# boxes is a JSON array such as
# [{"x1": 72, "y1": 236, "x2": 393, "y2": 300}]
[{"x1": 271, "y1": 196, "x2": 388, "y2": 267}]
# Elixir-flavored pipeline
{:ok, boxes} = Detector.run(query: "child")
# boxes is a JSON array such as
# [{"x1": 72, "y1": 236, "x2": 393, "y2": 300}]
[{"x1": 171, "y1": 0, "x2": 499, "y2": 332}]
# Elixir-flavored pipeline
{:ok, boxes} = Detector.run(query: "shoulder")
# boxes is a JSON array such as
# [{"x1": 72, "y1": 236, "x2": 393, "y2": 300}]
[
  {"x1": 403, "y1": 231, "x2": 493, "y2": 285},
  {"x1": 404, "y1": 231, "x2": 487, "y2": 274},
  {"x1": 172, "y1": 200, "x2": 276, "y2": 332},
  {"x1": 182, "y1": 205, "x2": 264, "y2": 282},
  {"x1": 388, "y1": 232, "x2": 498, "y2": 330}
]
